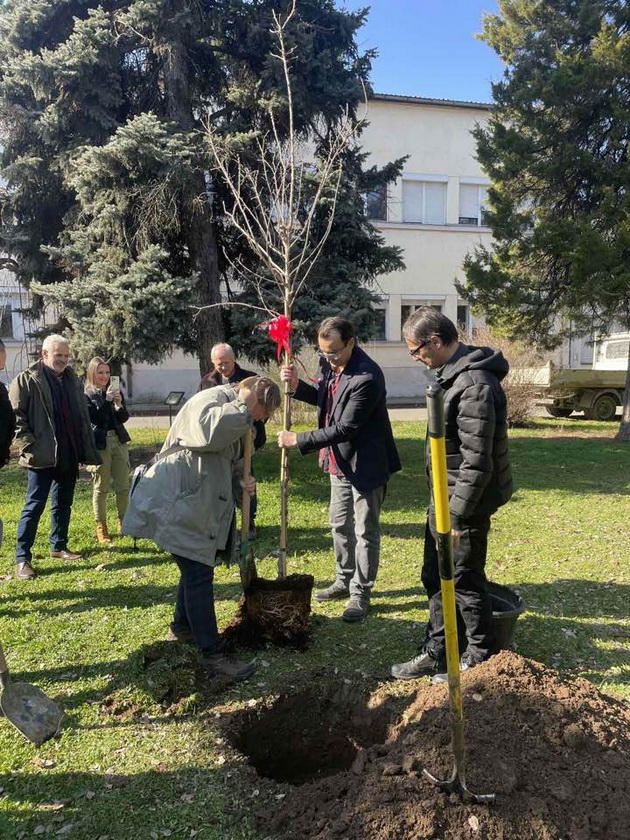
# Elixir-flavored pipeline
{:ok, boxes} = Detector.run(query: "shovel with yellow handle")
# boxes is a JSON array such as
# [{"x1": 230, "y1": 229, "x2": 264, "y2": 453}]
[
  {"x1": 0, "y1": 642, "x2": 64, "y2": 745},
  {"x1": 423, "y1": 384, "x2": 495, "y2": 804}
]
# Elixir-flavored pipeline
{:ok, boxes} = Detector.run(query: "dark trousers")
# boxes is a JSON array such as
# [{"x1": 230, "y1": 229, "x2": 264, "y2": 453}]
[
  {"x1": 422, "y1": 513, "x2": 495, "y2": 662},
  {"x1": 171, "y1": 554, "x2": 221, "y2": 654},
  {"x1": 16, "y1": 466, "x2": 78, "y2": 563}
]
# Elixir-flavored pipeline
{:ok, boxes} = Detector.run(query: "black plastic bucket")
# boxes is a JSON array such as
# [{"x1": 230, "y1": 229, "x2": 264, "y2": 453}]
[{"x1": 488, "y1": 580, "x2": 525, "y2": 650}]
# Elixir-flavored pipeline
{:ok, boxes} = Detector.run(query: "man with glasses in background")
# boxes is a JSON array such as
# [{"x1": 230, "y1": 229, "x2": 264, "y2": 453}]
[{"x1": 278, "y1": 316, "x2": 401, "y2": 622}]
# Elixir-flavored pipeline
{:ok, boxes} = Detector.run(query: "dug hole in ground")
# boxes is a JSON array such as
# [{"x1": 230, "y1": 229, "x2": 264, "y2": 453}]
[{"x1": 217, "y1": 650, "x2": 630, "y2": 840}]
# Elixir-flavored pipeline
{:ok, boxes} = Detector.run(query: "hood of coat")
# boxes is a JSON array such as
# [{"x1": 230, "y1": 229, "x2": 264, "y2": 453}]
[{"x1": 436, "y1": 343, "x2": 509, "y2": 389}]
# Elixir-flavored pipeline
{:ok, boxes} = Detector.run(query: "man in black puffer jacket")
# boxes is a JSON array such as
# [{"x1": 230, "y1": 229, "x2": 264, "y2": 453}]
[{"x1": 391, "y1": 308, "x2": 513, "y2": 681}]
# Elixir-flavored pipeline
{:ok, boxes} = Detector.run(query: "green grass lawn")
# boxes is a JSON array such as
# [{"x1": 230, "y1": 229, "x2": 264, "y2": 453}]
[{"x1": 0, "y1": 418, "x2": 628, "y2": 839}]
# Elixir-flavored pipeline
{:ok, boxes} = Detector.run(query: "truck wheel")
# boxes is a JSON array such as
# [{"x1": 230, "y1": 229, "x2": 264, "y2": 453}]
[
  {"x1": 585, "y1": 394, "x2": 619, "y2": 421},
  {"x1": 545, "y1": 406, "x2": 573, "y2": 418}
]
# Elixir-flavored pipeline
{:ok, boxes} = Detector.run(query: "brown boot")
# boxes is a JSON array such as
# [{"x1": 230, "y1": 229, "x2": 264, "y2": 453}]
[{"x1": 96, "y1": 521, "x2": 112, "y2": 546}]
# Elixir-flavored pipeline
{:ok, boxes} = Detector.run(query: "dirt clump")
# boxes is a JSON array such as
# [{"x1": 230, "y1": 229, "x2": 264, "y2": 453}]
[
  {"x1": 223, "y1": 573, "x2": 314, "y2": 649},
  {"x1": 256, "y1": 651, "x2": 630, "y2": 840}
]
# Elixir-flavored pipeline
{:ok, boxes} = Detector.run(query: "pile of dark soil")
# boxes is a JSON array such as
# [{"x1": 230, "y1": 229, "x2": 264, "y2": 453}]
[{"x1": 253, "y1": 651, "x2": 630, "y2": 840}]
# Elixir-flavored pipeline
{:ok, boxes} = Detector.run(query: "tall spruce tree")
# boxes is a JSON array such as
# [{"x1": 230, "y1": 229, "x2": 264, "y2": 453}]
[
  {"x1": 461, "y1": 0, "x2": 630, "y2": 438},
  {"x1": 0, "y1": 0, "x2": 403, "y2": 373}
]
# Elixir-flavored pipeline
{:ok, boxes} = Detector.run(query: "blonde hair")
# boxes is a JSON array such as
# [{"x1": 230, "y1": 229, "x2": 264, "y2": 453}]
[{"x1": 85, "y1": 356, "x2": 110, "y2": 392}]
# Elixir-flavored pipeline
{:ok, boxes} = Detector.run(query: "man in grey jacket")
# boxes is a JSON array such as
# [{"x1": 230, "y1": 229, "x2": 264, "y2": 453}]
[
  {"x1": 390, "y1": 308, "x2": 513, "y2": 681},
  {"x1": 10, "y1": 335, "x2": 101, "y2": 579}
]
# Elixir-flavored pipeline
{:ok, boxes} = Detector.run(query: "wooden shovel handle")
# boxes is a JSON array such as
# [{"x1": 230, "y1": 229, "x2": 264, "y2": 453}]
[
  {"x1": 241, "y1": 429, "x2": 253, "y2": 539},
  {"x1": 0, "y1": 642, "x2": 8, "y2": 675}
]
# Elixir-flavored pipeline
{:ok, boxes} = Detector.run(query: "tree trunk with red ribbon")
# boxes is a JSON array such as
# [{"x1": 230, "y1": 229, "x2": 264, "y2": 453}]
[{"x1": 205, "y1": 1, "x2": 357, "y2": 579}]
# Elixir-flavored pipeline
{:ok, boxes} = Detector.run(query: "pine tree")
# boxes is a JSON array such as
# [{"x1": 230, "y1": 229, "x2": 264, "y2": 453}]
[
  {"x1": 0, "y1": 0, "x2": 403, "y2": 372},
  {"x1": 461, "y1": 0, "x2": 630, "y2": 438}
]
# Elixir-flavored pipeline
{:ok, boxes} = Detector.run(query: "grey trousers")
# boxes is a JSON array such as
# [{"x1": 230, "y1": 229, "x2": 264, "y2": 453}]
[{"x1": 329, "y1": 474, "x2": 385, "y2": 598}]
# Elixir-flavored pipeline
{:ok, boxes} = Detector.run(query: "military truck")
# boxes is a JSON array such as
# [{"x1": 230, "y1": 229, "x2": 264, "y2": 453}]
[{"x1": 529, "y1": 333, "x2": 628, "y2": 420}]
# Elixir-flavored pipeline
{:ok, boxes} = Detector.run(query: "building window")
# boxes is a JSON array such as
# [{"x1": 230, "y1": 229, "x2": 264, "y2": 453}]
[
  {"x1": 457, "y1": 304, "x2": 470, "y2": 333},
  {"x1": 365, "y1": 185, "x2": 387, "y2": 221},
  {"x1": 459, "y1": 183, "x2": 489, "y2": 226},
  {"x1": 0, "y1": 304, "x2": 13, "y2": 339},
  {"x1": 605, "y1": 339, "x2": 630, "y2": 361},
  {"x1": 402, "y1": 179, "x2": 447, "y2": 225},
  {"x1": 371, "y1": 305, "x2": 387, "y2": 341},
  {"x1": 401, "y1": 302, "x2": 442, "y2": 335}
]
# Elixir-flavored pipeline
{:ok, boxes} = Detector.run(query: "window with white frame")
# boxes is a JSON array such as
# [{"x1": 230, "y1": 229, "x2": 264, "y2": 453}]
[
  {"x1": 0, "y1": 303, "x2": 14, "y2": 339},
  {"x1": 371, "y1": 301, "x2": 387, "y2": 341},
  {"x1": 459, "y1": 183, "x2": 489, "y2": 226},
  {"x1": 365, "y1": 185, "x2": 387, "y2": 222},
  {"x1": 400, "y1": 300, "x2": 443, "y2": 336},
  {"x1": 457, "y1": 304, "x2": 470, "y2": 334},
  {"x1": 402, "y1": 177, "x2": 447, "y2": 225}
]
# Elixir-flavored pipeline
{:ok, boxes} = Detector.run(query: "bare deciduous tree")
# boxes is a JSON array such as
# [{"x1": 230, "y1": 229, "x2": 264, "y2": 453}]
[{"x1": 204, "y1": 0, "x2": 362, "y2": 577}]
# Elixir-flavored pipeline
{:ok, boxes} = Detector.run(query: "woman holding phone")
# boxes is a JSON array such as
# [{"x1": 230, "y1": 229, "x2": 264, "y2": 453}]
[{"x1": 84, "y1": 357, "x2": 131, "y2": 545}]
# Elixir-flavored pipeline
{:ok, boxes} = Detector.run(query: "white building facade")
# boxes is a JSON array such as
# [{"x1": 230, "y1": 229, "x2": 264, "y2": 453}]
[
  {"x1": 6, "y1": 94, "x2": 591, "y2": 402},
  {"x1": 355, "y1": 93, "x2": 493, "y2": 401}
]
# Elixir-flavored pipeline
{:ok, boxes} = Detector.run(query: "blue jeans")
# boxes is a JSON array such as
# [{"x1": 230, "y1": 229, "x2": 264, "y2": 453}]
[
  {"x1": 171, "y1": 554, "x2": 221, "y2": 654},
  {"x1": 16, "y1": 467, "x2": 78, "y2": 563}
]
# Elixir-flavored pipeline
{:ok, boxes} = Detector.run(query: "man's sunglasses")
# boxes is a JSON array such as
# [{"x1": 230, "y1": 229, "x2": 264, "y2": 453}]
[{"x1": 318, "y1": 345, "x2": 348, "y2": 360}]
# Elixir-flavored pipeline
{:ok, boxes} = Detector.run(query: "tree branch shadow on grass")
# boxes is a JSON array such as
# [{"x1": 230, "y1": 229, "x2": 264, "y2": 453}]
[
  {"x1": 0, "y1": 579, "x2": 245, "y2": 619},
  {"x1": 507, "y1": 437, "x2": 630, "y2": 494},
  {"x1": 506, "y1": 579, "x2": 630, "y2": 691},
  {"x1": 0, "y1": 766, "x2": 238, "y2": 840}
]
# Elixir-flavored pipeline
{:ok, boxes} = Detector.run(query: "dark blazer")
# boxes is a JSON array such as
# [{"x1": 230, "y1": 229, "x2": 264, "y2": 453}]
[
  {"x1": 294, "y1": 345, "x2": 401, "y2": 493},
  {"x1": 85, "y1": 389, "x2": 131, "y2": 450},
  {"x1": 199, "y1": 362, "x2": 266, "y2": 450},
  {"x1": 0, "y1": 381, "x2": 16, "y2": 466}
]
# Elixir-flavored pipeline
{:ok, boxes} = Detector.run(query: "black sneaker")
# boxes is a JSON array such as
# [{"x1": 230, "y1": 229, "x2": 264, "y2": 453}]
[
  {"x1": 433, "y1": 650, "x2": 481, "y2": 684},
  {"x1": 390, "y1": 650, "x2": 446, "y2": 680},
  {"x1": 314, "y1": 582, "x2": 350, "y2": 602},
  {"x1": 203, "y1": 653, "x2": 256, "y2": 682},
  {"x1": 342, "y1": 597, "x2": 370, "y2": 622}
]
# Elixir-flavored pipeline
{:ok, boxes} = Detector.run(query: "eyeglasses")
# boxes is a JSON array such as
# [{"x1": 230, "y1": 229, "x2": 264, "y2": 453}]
[
  {"x1": 318, "y1": 345, "x2": 347, "y2": 360},
  {"x1": 408, "y1": 338, "x2": 432, "y2": 358}
]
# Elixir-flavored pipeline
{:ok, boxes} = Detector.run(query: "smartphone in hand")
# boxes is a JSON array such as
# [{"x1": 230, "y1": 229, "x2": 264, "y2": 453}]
[{"x1": 109, "y1": 375, "x2": 120, "y2": 391}]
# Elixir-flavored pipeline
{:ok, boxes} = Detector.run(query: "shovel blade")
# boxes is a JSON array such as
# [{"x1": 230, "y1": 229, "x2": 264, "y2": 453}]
[{"x1": 1, "y1": 682, "x2": 64, "y2": 745}]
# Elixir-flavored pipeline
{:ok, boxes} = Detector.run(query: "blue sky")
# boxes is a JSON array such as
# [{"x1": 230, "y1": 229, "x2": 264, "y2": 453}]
[{"x1": 340, "y1": 1, "x2": 504, "y2": 103}]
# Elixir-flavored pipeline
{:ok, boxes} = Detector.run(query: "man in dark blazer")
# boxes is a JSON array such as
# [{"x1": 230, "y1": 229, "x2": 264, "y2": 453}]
[
  {"x1": 199, "y1": 343, "x2": 265, "y2": 537},
  {"x1": 279, "y1": 316, "x2": 401, "y2": 622}
]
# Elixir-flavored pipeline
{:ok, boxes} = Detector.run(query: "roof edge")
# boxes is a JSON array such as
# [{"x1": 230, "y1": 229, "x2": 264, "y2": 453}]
[{"x1": 370, "y1": 92, "x2": 492, "y2": 111}]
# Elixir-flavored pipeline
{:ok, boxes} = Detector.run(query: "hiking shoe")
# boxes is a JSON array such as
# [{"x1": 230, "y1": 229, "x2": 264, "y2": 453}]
[
  {"x1": 342, "y1": 597, "x2": 370, "y2": 622},
  {"x1": 433, "y1": 650, "x2": 482, "y2": 684},
  {"x1": 390, "y1": 651, "x2": 446, "y2": 680},
  {"x1": 314, "y1": 582, "x2": 350, "y2": 602},
  {"x1": 16, "y1": 561, "x2": 37, "y2": 580},
  {"x1": 166, "y1": 626, "x2": 195, "y2": 644},
  {"x1": 203, "y1": 653, "x2": 256, "y2": 682},
  {"x1": 50, "y1": 549, "x2": 82, "y2": 561}
]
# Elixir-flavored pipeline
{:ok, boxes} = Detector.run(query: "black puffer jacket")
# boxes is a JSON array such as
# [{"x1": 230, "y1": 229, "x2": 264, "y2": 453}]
[{"x1": 428, "y1": 343, "x2": 513, "y2": 527}]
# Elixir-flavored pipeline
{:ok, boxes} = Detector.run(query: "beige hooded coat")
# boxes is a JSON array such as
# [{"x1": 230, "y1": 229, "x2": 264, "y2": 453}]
[{"x1": 122, "y1": 386, "x2": 251, "y2": 565}]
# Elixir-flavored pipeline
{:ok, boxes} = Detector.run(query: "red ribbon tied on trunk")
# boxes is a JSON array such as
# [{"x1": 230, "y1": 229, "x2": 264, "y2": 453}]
[{"x1": 266, "y1": 314, "x2": 293, "y2": 361}]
